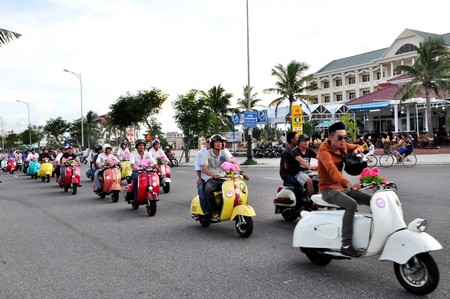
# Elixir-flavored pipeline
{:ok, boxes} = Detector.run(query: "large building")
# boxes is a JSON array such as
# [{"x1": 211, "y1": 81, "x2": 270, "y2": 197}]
[{"x1": 307, "y1": 28, "x2": 450, "y2": 136}]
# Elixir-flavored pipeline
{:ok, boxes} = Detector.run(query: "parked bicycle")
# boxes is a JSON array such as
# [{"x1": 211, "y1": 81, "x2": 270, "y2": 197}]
[{"x1": 379, "y1": 146, "x2": 417, "y2": 168}]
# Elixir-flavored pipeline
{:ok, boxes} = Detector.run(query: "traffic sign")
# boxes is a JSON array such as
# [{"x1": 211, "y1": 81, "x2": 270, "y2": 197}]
[{"x1": 244, "y1": 112, "x2": 257, "y2": 128}]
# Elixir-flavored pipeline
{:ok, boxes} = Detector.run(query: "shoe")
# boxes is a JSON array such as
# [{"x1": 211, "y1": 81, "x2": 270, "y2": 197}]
[
  {"x1": 211, "y1": 212, "x2": 220, "y2": 221},
  {"x1": 340, "y1": 245, "x2": 362, "y2": 257}
]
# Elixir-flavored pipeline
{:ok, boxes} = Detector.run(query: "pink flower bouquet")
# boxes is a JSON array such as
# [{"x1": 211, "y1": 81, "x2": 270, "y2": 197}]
[{"x1": 359, "y1": 167, "x2": 387, "y2": 186}]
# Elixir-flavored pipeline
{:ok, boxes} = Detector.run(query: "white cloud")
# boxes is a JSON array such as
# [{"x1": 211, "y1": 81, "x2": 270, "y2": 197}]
[{"x1": 1, "y1": 0, "x2": 449, "y2": 138}]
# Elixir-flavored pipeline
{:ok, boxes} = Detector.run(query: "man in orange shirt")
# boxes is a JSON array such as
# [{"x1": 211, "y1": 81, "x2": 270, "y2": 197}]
[{"x1": 318, "y1": 122, "x2": 371, "y2": 257}]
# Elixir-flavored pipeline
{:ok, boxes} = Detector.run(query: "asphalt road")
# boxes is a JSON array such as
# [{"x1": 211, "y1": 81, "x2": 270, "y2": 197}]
[{"x1": 0, "y1": 165, "x2": 448, "y2": 299}]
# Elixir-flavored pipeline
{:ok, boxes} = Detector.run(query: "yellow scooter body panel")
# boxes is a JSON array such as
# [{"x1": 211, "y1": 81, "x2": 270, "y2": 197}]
[
  {"x1": 121, "y1": 160, "x2": 132, "y2": 179},
  {"x1": 218, "y1": 178, "x2": 250, "y2": 221},
  {"x1": 38, "y1": 162, "x2": 53, "y2": 177},
  {"x1": 230, "y1": 205, "x2": 256, "y2": 220},
  {"x1": 190, "y1": 195, "x2": 205, "y2": 215}
]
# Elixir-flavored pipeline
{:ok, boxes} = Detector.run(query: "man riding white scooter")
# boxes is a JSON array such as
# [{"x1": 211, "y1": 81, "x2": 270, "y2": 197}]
[{"x1": 317, "y1": 121, "x2": 370, "y2": 257}]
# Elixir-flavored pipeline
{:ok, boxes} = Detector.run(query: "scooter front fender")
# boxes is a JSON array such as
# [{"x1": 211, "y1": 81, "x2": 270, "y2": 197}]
[
  {"x1": 379, "y1": 229, "x2": 443, "y2": 264},
  {"x1": 230, "y1": 205, "x2": 256, "y2": 220},
  {"x1": 161, "y1": 177, "x2": 171, "y2": 184}
]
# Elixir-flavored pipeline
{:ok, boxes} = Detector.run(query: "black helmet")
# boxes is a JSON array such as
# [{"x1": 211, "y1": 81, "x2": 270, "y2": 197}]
[
  {"x1": 120, "y1": 141, "x2": 127, "y2": 147},
  {"x1": 94, "y1": 144, "x2": 103, "y2": 153},
  {"x1": 209, "y1": 134, "x2": 225, "y2": 148},
  {"x1": 344, "y1": 153, "x2": 367, "y2": 176},
  {"x1": 135, "y1": 139, "x2": 146, "y2": 148}
]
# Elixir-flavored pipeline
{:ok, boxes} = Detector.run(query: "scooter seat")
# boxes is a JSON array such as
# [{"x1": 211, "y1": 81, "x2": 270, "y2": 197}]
[{"x1": 311, "y1": 194, "x2": 340, "y2": 208}]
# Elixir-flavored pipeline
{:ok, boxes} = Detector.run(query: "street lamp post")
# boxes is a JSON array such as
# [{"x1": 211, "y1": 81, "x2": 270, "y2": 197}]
[
  {"x1": 1, "y1": 116, "x2": 4, "y2": 150},
  {"x1": 245, "y1": 0, "x2": 254, "y2": 163},
  {"x1": 63, "y1": 69, "x2": 84, "y2": 148},
  {"x1": 16, "y1": 100, "x2": 32, "y2": 146}
]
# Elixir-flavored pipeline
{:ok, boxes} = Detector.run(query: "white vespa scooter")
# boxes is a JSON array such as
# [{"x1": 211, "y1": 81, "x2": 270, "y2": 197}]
[{"x1": 293, "y1": 182, "x2": 442, "y2": 295}]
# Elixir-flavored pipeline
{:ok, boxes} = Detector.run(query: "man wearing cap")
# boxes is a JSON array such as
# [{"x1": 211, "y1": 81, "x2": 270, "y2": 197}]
[
  {"x1": 130, "y1": 140, "x2": 156, "y2": 200},
  {"x1": 60, "y1": 144, "x2": 81, "y2": 186},
  {"x1": 293, "y1": 134, "x2": 318, "y2": 198},
  {"x1": 194, "y1": 136, "x2": 211, "y2": 216}
]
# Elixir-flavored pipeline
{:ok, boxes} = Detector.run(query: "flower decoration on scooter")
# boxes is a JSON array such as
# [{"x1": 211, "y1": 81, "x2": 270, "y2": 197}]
[
  {"x1": 104, "y1": 157, "x2": 115, "y2": 167},
  {"x1": 137, "y1": 158, "x2": 152, "y2": 169},
  {"x1": 156, "y1": 155, "x2": 166, "y2": 165},
  {"x1": 359, "y1": 167, "x2": 387, "y2": 187},
  {"x1": 221, "y1": 157, "x2": 241, "y2": 176}
]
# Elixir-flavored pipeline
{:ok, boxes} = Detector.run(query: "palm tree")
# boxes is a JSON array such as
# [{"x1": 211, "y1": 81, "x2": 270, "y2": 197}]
[
  {"x1": 395, "y1": 37, "x2": 450, "y2": 138},
  {"x1": 235, "y1": 85, "x2": 263, "y2": 113},
  {"x1": 84, "y1": 110, "x2": 101, "y2": 149},
  {"x1": 264, "y1": 60, "x2": 317, "y2": 119},
  {"x1": 0, "y1": 28, "x2": 21, "y2": 46},
  {"x1": 200, "y1": 85, "x2": 234, "y2": 131}
]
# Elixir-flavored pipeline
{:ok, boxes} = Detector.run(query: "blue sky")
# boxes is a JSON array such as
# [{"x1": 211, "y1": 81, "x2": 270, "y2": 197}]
[{"x1": 1, "y1": 0, "x2": 449, "y2": 135}]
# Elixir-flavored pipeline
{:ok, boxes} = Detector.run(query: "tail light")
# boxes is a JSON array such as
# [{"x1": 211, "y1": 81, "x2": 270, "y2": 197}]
[{"x1": 277, "y1": 186, "x2": 283, "y2": 193}]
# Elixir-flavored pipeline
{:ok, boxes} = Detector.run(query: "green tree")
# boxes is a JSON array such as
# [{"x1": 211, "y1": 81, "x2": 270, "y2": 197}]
[
  {"x1": 84, "y1": 110, "x2": 101, "y2": 149},
  {"x1": 200, "y1": 85, "x2": 233, "y2": 132},
  {"x1": 44, "y1": 117, "x2": 70, "y2": 146},
  {"x1": 173, "y1": 89, "x2": 210, "y2": 162},
  {"x1": 395, "y1": 37, "x2": 450, "y2": 138},
  {"x1": 340, "y1": 114, "x2": 358, "y2": 141},
  {"x1": 108, "y1": 88, "x2": 168, "y2": 140},
  {"x1": 264, "y1": 60, "x2": 317, "y2": 119},
  {"x1": 0, "y1": 28, "x2": 21, "y2": 47},
  {"x1": 235, "y1": 85, "x2": 262, "y2": 113},
  {"x1": 20, "y1": 125, "x2": 42, "y2": 146},
  {"x1": 4, "y1": 131, "x2": 21, "y2": 149}
]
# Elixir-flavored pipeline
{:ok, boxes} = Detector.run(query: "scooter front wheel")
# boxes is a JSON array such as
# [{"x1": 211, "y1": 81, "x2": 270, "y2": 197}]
[
  {"x1": 147, "y1": 201, "x2": 157, "y2": 216},
  {"x1": 235, "y1": 216, "x2": 253, "y2": 238},
  {"x1": 111, "y1": 191, "x2": 119, "y2": 203},
  {"x1": 71, "y1": 184, "x2": 77, "y2": 195},
  {"x1": 281, "y1": 209, "x2": 299, "y2": 222},
  {"x1": 162, "y1": 183, "x2": 170, "y2": 193},
  {"x1": 394, "y1": 252, "x2": 439, "y2": 295}
]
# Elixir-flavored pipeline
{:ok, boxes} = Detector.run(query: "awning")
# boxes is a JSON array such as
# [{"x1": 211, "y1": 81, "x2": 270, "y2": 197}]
[
  {"x1": 315, "y1": 120, "x2": 334, "y2": 128},
  {"x1": 346, "y1": 101, "x2": 390, "y2": 112}
]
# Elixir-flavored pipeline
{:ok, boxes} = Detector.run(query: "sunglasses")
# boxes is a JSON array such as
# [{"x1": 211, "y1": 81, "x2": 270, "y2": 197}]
[{"x1": 336, "y1": 135, "x2": 348, "y2": 141}]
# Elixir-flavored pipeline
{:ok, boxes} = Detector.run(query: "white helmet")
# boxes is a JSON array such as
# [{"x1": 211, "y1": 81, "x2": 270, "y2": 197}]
[{"x1": 103, "y1": 143, "x2": 112, "y2": 150}]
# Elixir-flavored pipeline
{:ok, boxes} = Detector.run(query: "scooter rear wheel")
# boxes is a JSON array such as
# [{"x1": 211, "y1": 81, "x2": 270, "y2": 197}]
[
  {"x1": 199, "y1": 217, "x2": 211, "y2": 227},
  {"x1": 281, "y1": 209, "x2": 299, "y2": 222},
  {"x1": 235, "y1": 216, "x2": 253, "y2": 238},
  {"x1": 131, "y1": 202, "x2": 139, "y2": 210},
  {"x1": 394, "y1": 252, "x2": 439, "y2": 295},
  {"x1": 147, "y1": 201, "x2": 157, "y2": 216}
]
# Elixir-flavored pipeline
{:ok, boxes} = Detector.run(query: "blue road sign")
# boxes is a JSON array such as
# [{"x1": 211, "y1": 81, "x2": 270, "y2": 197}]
[{"x1": 244, "y1": 112, "x2": 257, "y2": 128}]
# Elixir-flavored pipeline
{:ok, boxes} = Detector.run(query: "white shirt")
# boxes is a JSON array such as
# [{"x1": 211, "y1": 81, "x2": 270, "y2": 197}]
[
  {"x1": 130, "y1": 151, "x2": 156, "y2": 168},
  {"x1": 117, "y1": 147, "x2": 131, "y2": 161},
  {"x1": 97, "y1": 153, "x2": 120, "y2": 167},
  {"x1": 148, "y1": 147, "x2": 170, "y2": 163},
  {"x1": 27, "y1": 152, "x2": 39, "y2": 161}
]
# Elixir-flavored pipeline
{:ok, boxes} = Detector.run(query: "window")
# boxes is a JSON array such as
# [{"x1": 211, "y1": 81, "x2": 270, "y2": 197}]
[
  {"x1": 348, "y1": 92, "x2": 356, "y2": 100},
  {"x1": 362, "y1": 74, "x2": 370, "y2": 82},
  {"x1": 362, "y1": 90, "x2": 370, "y2": 96},
  {"x1": 323, "y1": 81, "x2": 329, "y2": 89},
  {"x1": 335, "y1": 79, "x2": 342, "y2": 87},
  {"x1": 324, "y1": 95, "x2": 330, "y2": 103},
  {"x1": 348, "y1": 77, "x2": 355, "y2": 84},
  {"x1": 395, "y1": 43, "x2": 418, "y2": 55},
  {"x1": 336, "y1": 94, "x2": 343, "y2": 102}
]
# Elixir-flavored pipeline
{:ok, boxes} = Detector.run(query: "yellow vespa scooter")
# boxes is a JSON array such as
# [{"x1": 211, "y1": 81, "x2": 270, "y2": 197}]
[
  {"x1": 37, "y1": 158, "x2": 53, "y2": 183},
  {"x1": 190, "y1": 171, "x2": 256, "y2": 238}
]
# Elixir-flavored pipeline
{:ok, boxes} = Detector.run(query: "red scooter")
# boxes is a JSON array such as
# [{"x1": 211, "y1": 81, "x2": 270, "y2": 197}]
[
  {"x1": 94, "y1": 166, "x2": 121, "y2": 202},
  {"x1": 124, "y1": 168, "x2": 160, "y2": 216},
  {"x1": 155, "y1": 163, "x2": 171, "y2": 193},
  {"x1": 6, "y1": 157, "x2": 17, "y2": 174},
  {"x1": 58, "y1": 163, "x2": 81, "y2": 195}
]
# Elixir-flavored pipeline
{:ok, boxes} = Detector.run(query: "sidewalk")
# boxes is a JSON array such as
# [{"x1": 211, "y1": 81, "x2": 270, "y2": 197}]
[{"x1": 172, "y1": 149, "x2": 450, "y2": 167}]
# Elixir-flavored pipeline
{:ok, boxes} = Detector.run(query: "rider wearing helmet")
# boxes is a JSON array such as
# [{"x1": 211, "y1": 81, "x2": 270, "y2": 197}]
[
  {"x1": 117, "y1": 141, "x2": 131, "y2": 161},
  {"x1": 317, "y1": 121, "x2": 371, "y2": 258},
  {"x1": 130, "y1": 139, "x2": 156, "y2": 200},
  {"x1": 149, "y1": 139, "x2": 170, "y2": 164},
  {"x1": 94, "y1": 143, "x2": 120, "y2": 193},
  {"x1": 38, "y1": 147, "x2": 54, "y2": 163},
  {"x1": 202, "y1": 134, "x2": 249, "y2": 220},
  {"x1": 60, "y1": 144, "x2": 82, "y2": 186},
  {"x1": 293, "y1": 134, "x2": 318, "y2": 198}
]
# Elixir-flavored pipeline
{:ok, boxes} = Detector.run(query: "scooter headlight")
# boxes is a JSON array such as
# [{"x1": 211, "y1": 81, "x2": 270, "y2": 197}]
[{"x1": 408, "y1": 218, "x2": 427, "y2": 232}]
